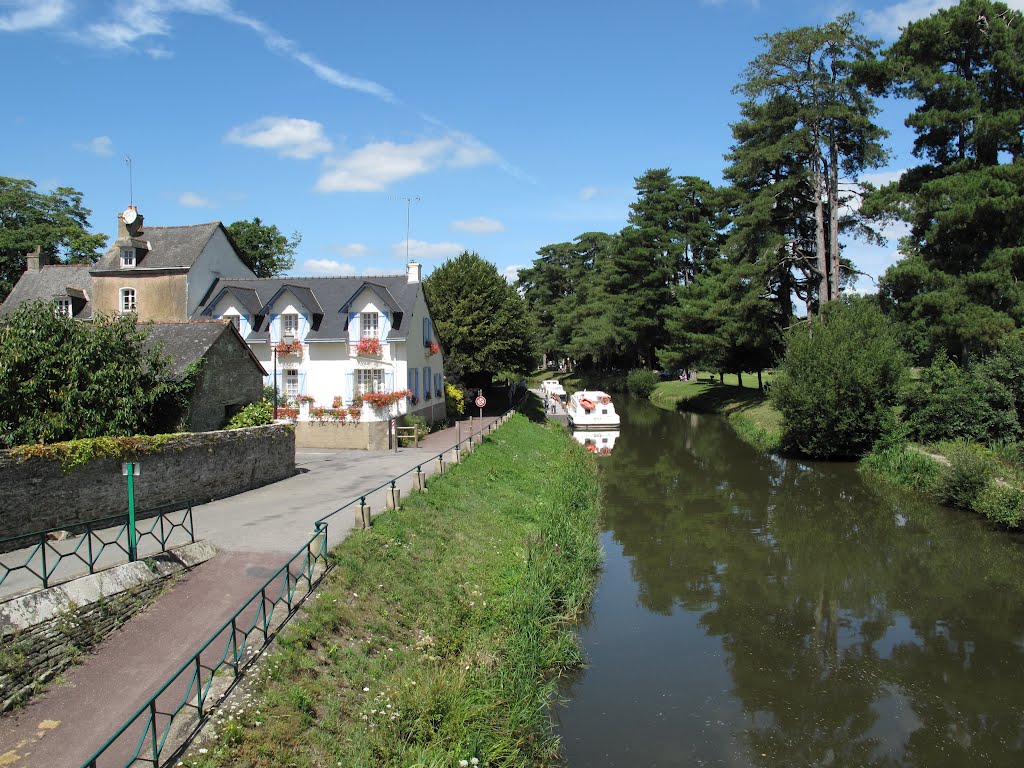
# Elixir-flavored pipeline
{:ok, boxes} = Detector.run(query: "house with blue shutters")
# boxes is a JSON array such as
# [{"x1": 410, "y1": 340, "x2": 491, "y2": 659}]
[{"x1": 197, "y1": 261, "x2": 446, "y2": 446}]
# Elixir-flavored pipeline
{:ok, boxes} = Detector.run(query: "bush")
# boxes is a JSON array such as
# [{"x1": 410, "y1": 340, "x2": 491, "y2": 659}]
[
  {"x1": 226, "y1": 400, "x2": 274, "y2": 429},
  {"x1": 444, "y1": 381, "x2": 465, "y2": 419},
  {"x1": 626, "y1": 368, "x2": 660, "y2": 398},
  {"x1": 936, "y1": 441, "x2": 994, "y2": 510},
  {"x1": 975, "y1": 481, "x2": 1024, "y2": 528},
  {"x1": 771, "y1": 298, "x2": 907, "y2": 458},
  {"x1": 902, "y1": 355, "x2": 1020, "y2": 445},
  {"x1": 399, "y1": 414, "x2": 428, "y2": 444}
]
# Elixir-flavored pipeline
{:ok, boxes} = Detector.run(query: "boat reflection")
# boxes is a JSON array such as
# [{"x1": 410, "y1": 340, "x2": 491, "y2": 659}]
[{"x1": 572, "y1": 429, "x2": 619, "y2": 456}]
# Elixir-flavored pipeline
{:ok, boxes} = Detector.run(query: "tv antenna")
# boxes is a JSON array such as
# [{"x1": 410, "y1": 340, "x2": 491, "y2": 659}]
[
  {"x1": 123, "y1": 155, "x2": 134, "y2": 207},
  {"x1": 402, "y1": 195, "x2": 421, "y2": 262}
]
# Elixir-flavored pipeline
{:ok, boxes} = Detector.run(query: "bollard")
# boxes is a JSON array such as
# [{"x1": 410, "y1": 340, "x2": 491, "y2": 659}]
[
  {"x1": 453, "y1": 445, "x2": 461, "y2": 464},
  {"x1": 309, "y1": 529, "x2": 325, "y2": 559},
  {"x1": 386, "y1": 486, "x2": 401, "y2": 510},
  {"x1": 415, "y1": 466, "x2": 426, "y2": 492},
  {"x1": 356, "y1": 499, "x2": 372, "y2": 529},
  {"x1": 436, "y1": 455, "x2": 445, "y2": 475}
]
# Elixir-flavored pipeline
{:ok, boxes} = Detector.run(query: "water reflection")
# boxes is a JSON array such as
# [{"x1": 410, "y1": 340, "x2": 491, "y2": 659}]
[
  {"x1": 572, "y1": 430, "x2": 620, "y2": 457},
  {"x1": 558, "y1": 398, "x2": 1024, "y2": 768}
]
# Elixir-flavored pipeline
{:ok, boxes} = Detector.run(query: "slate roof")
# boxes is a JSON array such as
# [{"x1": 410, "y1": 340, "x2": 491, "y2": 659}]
[
  {"x1": 141, "y1": 321, "x2": 266, "y2": 379},
  {"x1": 196, "y1": 275, "x2": 421, "y2": 342},
  {"x1": 0, "y1": 264, "x2": 94, "y2": 320},
  {"x1": 92, "y1": 222, "x2": 224, "y2": 272}
]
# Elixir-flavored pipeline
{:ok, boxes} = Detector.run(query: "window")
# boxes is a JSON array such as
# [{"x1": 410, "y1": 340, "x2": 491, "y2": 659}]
[
  {"x1": 227, "y1": 315, "x2": 241, "y2": 332},
  {"x1": 435, "y1": 373, "x2": 442, "y2": 397},
  {"x1": 361, "y1": 312, "x2": 378, "y2": 339},
  {"x1": 356, "y1": 368, "x2": 384, "y2": 395},
  {"x1": 423, "y1": 366, "x2": 431, "y2": 399},
  {"x1": 55, "y1": 298, "x2": 72, "y2": 317},
  {"x1": 119, "y1": 288, "x2": 136, "y2": 313},
  {"x1": 120, "y1": 248, "x2": 136, "y2": 268},
  {"x1": 281, "y1": 313, "x2": 299, "y2": 340},
  {"x1": 284, "y1": 369, "x2": 299, "y2": 398}
]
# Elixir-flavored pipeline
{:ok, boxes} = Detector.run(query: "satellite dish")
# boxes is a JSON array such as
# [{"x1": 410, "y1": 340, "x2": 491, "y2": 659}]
[{"x1": 123, "y1": 207, "x2": 137, "y2": 225}]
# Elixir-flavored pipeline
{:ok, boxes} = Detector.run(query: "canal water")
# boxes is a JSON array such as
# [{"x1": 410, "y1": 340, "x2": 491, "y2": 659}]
[{"x1": 557, "y1": 398, "x2": 1024, "y2": 767}]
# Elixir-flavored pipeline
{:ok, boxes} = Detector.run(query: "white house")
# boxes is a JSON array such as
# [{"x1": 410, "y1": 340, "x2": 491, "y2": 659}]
[{"x1": 197, "y1": 261, "x2": 445, "y2": 447}]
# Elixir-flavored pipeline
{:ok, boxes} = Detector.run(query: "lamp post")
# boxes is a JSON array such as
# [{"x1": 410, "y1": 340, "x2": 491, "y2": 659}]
[{"x1": 272, "y1": 343, "x2": 278, "y2": 419}]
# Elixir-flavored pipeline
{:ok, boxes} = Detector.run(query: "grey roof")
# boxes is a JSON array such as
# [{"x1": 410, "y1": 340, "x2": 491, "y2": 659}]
[
  {"x1": 196, "y1": 275, "x2": 420, "y2": 342},
  {"x1": 0, "y1": 264, "x2": 94, "y2": 320},
  {"x1": 92, "y1": 222, "x2": 224, "y2": 271},
  {"x1": 141, "y1": 321, "x2": 266, "y2": 379}
]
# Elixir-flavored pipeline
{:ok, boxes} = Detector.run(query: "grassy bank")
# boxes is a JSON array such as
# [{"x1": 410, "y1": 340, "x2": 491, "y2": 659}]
[
  {"x1": 650, "y1": 379, "x2": 782, "y2": 452},
  {"x1": 861, "y1": 439, "x2": 1024, "y2": 529},
  {"x1": 184, "y1": 414, "x2": 602, "y2": 768}
]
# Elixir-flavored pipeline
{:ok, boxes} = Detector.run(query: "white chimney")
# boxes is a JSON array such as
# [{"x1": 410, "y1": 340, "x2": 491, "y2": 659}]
[{"x1": 407, "y1": 261, "x2": 422, "y2": 283}]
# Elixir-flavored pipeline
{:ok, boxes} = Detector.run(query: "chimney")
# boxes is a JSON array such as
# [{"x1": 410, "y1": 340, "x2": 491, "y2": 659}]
[
  {"x1": 407, "y1": 261, "x2": 422, "y2": 284},
  {"x1": 118, "y1": 206, "x2": 144, "y2": 239},
  {"x1": 26, "y1": 246, "x2": 46, "y2": 272}
]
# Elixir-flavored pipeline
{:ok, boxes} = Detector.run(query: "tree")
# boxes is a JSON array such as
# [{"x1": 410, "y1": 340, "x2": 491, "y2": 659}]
[
  {"x1": 424, "y1": 251, "x2": 535, "y2": 389},
  {"x1": 0, "y1": 177, "x2": 107, "y2": 301},
  {"x1": 734, "y1": 14, "x2": 888, "y2": 310},
  {"x1": 771, "y1": 297, "x2": 907, "y2": 458},
  {"x1": 226, "y1": 217, "x2": 300, "y2": 277},
  {"x1": 0, "y1": 301, "x2": 182, "y2": 447},
  {"x1": 864, "y1": 0, "x2": 1024, "y2": 363}
]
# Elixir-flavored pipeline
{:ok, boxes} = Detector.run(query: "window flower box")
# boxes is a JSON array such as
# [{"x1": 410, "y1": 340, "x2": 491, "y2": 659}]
[
  {"x1": 275, "y1": 340, "x2": 303, "y2": 356},
  {"x1": 361, "y1": 389, "x2": 412, "y2": 410},
  {"x1": 426, "y1": 341, "x2": 440, "y2": 357},
  {"x1": 355, "y1": 337, "x2": 382, "y2": 356},
  {"x1": 296, "y1": 394, "x2": 315, "y2": 404}
]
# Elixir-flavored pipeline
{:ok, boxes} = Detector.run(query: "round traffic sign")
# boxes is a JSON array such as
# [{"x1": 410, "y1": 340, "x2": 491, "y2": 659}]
[{"x1": 474, "y1": 395, "x2": 487, "y2": 408}]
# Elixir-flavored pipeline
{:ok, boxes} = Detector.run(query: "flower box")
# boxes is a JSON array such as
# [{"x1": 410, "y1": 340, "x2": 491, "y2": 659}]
[
  {"x1": 355, "y1": 337, "x2": 382, "y2": 356},
  {"x1": 275, "y1": 340, "x2": 303, "y2": 356}
]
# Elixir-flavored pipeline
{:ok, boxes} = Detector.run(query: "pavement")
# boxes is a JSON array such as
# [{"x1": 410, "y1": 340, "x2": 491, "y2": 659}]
[{"x1": 0, "y1": 413, "x2": 503, "y2": 768}]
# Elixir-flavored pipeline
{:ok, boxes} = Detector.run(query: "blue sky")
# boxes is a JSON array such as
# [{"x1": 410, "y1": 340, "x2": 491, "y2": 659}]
[{"x1": 3, "y1": 0, "x2": 1017, "y2": 291}]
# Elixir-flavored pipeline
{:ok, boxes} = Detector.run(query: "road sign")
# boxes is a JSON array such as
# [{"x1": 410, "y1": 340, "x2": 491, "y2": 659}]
[{"x1": 474, "y1": 395, "x2": 486, "y2": 408}]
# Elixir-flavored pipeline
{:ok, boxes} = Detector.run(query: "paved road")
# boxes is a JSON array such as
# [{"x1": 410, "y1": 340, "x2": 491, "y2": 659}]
[{"x1": 0, "y1": 414, "x2": 503, "y2": 768}]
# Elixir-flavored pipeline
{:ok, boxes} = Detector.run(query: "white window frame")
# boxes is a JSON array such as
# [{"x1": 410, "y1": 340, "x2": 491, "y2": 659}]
[
  {"x1": 360, "y1": 311, "x2": 379, "y2": 339},
  {"x1": 120, "y1": 248, "x2": 136, "y2": 268},
  {"x1": 356, "y1": 368, "x2": 384, "y2": 395},
  {"x1": 55, "y1": 298, "x2": 73, "y2": 317},
  {"x1": 227, "y1": 315, "x2": 241, "y2": 332},
  {"x1": 284, "y1": 369, "x2": 299, "y2": 398},
  {"x1": 119, "y1": 288, "x2": 136, "y2": 313},
  {"x1": 281, "y1": 313, "x2": 299, "y2": 341}
]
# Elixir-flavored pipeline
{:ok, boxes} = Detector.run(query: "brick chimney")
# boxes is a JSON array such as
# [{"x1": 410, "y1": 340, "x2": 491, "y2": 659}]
[
  {"x1": 407, "y1": 261, "x2": 422, "y2": 283},
  {"x1": 26, "y1": 246, "x2": 46, "y2": 272}
]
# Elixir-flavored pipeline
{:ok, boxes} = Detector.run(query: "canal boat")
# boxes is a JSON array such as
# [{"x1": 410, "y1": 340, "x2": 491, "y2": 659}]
[
  {"x1": 567, "y1": 390, "x2": 620, "y2": 429},
  {"x1": 541, "y1": 379, "x2": 567, "y2": 406},
  {"x1": 572, "y1": 429, "x2": 619, "y2": 456}
]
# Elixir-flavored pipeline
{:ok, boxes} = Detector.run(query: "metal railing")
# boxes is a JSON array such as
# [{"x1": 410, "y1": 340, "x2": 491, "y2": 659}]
[
  {"x1": 81, "y1": 395, "x2": 528, "y2": 768},
  {"x1": 81, "y1": 529, "x2": 327, "y2": 768},
  {"x1": 0, "y1": 502, "x2": 195, "y2": 592}
]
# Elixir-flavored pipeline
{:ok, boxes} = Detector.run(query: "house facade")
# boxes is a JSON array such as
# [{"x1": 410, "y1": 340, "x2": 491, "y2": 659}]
[{"x1": 198, "y1": 261, "x2": 446, "y2": 435}]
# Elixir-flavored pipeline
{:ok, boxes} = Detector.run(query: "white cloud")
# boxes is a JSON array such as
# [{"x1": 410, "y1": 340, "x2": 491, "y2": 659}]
[
  {"x1": 579, "y1": 186, "x2": 600, "y2": 201},
  {"x1": 502, "y1": 265, "x2": 523, "y2": 283},
  {"x1": 324, "y1": 243, "x2": 369, "y2": 258},
  {"x1": 316, "y1": 133, "x2": 498, "y2": 193},
  {"x1": 391, "y1": 239, "x2": 465, "y2": 262},
  {"x1": 76, "y1": 135, "x2": 114, "y2": 156},
  {"x1": 451, "y1": 217, "x2": 504, "y2": 234},
  {"x1": 303, "y1": 258, "x2": 357, "y2": 276},
  {"x1": 225, "y1": 116, "x2": 332, "y2": 159},
  {"x1": 178, "y1": 191, "x2": 210, "y2": 207},
  {"x1": 861, "y1": 0, "x2": 947, "y2": 39},
  {"x1": 147, "y1": 46, "x2": 174, "y2": 59},
  {"x1": 0, "y1": 0, "x2": 68, "y2": 32}
]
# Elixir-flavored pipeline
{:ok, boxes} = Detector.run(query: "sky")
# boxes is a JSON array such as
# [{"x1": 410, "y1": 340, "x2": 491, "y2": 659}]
[{"x1": 2, "y1": 0, "x2": 1018, "y2": 292}]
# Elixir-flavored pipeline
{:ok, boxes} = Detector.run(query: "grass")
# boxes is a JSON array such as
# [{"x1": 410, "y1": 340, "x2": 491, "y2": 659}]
[
  {"x1": 650, "y1": 378, "x2": 782, "y2": 452},
  {"x1": 181, "y1": 414, "x2": 602, "y2": 768}
]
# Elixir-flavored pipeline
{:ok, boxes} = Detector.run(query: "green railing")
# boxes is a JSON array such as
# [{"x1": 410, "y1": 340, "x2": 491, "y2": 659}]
[
  {"x1": 0, "y1": 502, "x2": 195, "y2": 592},
  {"x1": 81, "y1": 528, "x2": 327, "y2": 768},
  {"x1": 80, "y1": 400, "x2": 526, "y2": 768}
]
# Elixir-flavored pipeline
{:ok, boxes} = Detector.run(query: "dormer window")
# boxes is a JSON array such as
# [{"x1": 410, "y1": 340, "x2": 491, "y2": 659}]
[
  {"x1": 120, "y1": 288, "x2": 137, "y2": 313},
  {"x1": 55, "y1": 298, "x2": 72, "y2": 317},
  {"x1": 120, "y1": 248, "x2": 136, "y2": 268},
  {"x1": 282, "y1": 313, "x2": 299, "y2": 341},
  {"x1": 361, "y1": 312, "x2": 378, "y2": 339}
]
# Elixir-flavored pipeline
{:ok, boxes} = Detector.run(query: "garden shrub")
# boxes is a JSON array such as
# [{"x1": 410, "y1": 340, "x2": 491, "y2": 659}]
[
  {"x1": 226, "y1": 400, "x2": 274, "y2": 429},
  {"x1": 975, "y1": 481, "x2": 1024, "y2": 528},
  {"x1": 902, "y1": 355, "x2": 1020, "y2": 445},
  {"x1": 771, "y1": 298, "x2": 907, "y2": 459},
  {"x1": 444, "y1": 382, "x2": 465, "y2": 419},
  {"x1": 936, "y1": 441, "x2": 994, "y2": 510},
  {"x1": 626, "y1": 368, "x2": 660, "y2": 398}
]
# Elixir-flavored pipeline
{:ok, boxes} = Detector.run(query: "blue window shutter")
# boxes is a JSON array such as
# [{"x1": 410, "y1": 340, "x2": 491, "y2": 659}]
[
  {"x1": 349, "y1": 312, "x2": 359, "y2": 342},
  {"x1": 385, "y1": 370, "x2": 394, "y2": 390},
  {"x1": 422, "y1": 317, "x2": 427, "y2": 342},
  {"x1": 299, "y1": 372, "x2": 307, "y2": 393},
  {"x1": 413, "y1": 368, "x2": 419, "y2": 398},
  {"x1": 427, "y1": 319, "x2": 433, "y2": 341},
  {"x1": 346, "y1": 371, "x2": 355, "y2": 402}
]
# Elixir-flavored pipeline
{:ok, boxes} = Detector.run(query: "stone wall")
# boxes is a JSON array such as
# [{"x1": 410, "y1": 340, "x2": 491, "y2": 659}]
[
  {"x1": 187, "y1": 331, "x2": 264, "y2": 432},
  {"x1": 0, "y1": 425, "x2": 294, "y2": 546},
  {"x1": 0, "y1": 576, "x2": 173, "y2": 711},
  {"x1": 294, "y1": 420, "x2": 387, "y2": 450}
]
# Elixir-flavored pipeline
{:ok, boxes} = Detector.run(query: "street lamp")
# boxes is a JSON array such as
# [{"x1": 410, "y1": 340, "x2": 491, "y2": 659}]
[{"x1": 272, "y1": 343, "x2": 279, "y2": 419}]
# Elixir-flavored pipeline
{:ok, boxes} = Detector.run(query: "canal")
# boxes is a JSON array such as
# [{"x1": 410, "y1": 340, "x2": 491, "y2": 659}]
[{"x1": 557, "y1": 397, "x2": 1024, "y2": 767}]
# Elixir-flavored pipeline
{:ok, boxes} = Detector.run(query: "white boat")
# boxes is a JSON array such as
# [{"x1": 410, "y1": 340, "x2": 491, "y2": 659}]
[
  {"x1": 566, "y1": 390, "x2": 620, "y2": 429},
  {"x1": 541, "y1": 379, "x2": 567, "y2": 405},
  {"x1": 572, "y1": 430, "x2": 619, "y2": 456}
]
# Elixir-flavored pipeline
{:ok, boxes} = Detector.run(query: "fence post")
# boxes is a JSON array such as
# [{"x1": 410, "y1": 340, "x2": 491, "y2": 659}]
[
  {"x1": 386, "y1": 482, "x2": 401, "y2": 511},
  {"x1": 415, "y1": 465, "x2": 426, "y2": 492},
  {"x1": 436, "y1": 455, "x2": 445, "y2": 475},
  {"x1": 358, "y1": 497, "x2": 372, "y2": 529}
]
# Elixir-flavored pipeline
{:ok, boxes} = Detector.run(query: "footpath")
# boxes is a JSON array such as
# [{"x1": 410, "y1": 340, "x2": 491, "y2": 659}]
[{"x1": 0, "y1": 415, "x2": 501, "y2": 768}]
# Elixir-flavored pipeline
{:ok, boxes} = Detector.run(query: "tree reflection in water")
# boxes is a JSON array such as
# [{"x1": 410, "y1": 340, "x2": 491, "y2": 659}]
[{"x1": 560, "y1": 397, "x2": 1024, "y2": 768}]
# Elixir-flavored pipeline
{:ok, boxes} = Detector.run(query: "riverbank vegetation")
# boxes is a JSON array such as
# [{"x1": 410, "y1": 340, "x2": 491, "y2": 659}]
[{"x1": 183, "y1": 415, "x2": 602, "y2": 767}]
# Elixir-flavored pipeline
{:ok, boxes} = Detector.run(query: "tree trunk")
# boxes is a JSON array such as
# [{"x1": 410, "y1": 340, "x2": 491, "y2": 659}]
[
  {"x1": 757, "y1": 370, "x2": 763, "y2": 392},
  {"x1": 828, "y1": 136, "x2": 841, "y2": 301},
  {"x1": 719, "y1": 372, "x2": 724, "y2": 384},
  {"x1": 813, "y1": 161, "x2": 829, "y2": 309},
  {"x1": 737, "y1": 371, "x2": 743, "y2": 388}
]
